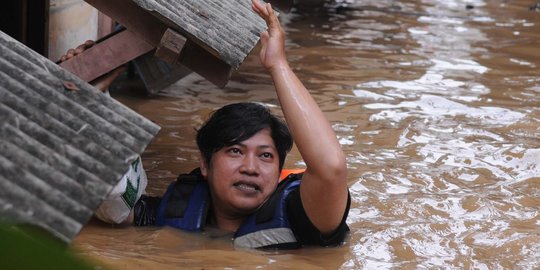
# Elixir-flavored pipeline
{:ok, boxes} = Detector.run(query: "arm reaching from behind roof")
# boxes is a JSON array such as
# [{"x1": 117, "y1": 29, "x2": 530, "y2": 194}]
[{"x1": 251, "y1": 0, "x2": 348, "y2": 235}]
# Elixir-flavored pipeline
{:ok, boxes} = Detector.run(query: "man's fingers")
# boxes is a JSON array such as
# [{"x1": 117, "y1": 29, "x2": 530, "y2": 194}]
[
  {"x1": 253, "y1": 5, "x2": 267, "y2": 20},
  {"x1": 58, "y1": 40, "x2": 96, "y2": 62},
  {"x1": 84, "y1": 40, "x2": 95, "y2": 47},
  {"x1": 252, "y1": 0, "x2": 266, "y2": 14},
  {"x1": 62, "y1": 48, "x2": 75, "y2": 60},
  {"x1": 253, "y1": 2, "x2": 283, "y2": 37},
  {"x1": 266, "y1": 3, "x2": 274, "y2": 16},
  {"x1": 72, "y1": 40, "x2": 96, "y2": 57},
  {"x1": 75, "y1": 45, "x2": 86, "y2": 55},
  {"x1": 268, "y1": 11, "x2": 279, "y2": 28},
  {"x1": 252, "y1": 0, "x2": 271, "y2": 24}
]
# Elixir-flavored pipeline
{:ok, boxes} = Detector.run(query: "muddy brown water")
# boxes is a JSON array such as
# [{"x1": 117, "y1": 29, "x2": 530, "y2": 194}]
[{"x1": 72, "y1": 0, "x2": 540, "y2": 269}]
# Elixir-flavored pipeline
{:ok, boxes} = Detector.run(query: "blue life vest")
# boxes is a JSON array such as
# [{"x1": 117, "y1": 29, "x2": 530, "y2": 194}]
[
  {"x1": 155, "y1": 169, "x2": 302, "y2": 249},
  {"x1": 155, "y1": 169, "x2": 210, "y2": 231}
]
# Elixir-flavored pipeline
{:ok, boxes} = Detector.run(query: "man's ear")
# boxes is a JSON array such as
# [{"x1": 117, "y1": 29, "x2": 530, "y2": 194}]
[{"x1": 199, "y1": 152, "x2": 208, "y2": 178}]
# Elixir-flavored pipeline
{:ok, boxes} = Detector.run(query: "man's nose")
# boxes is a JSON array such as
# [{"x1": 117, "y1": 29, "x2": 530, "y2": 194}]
[{"x1": 240, "y1": 154, "x2": 259, "y2": 176}]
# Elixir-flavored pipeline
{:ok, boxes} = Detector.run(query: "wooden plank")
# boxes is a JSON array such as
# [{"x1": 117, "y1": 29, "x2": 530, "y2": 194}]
[
  {"x1": 59, "y1": 29, "x2": 154, "y2": 82},
  {"x1": 97, "y1": 12, "x2": 114, "y2": 39}
]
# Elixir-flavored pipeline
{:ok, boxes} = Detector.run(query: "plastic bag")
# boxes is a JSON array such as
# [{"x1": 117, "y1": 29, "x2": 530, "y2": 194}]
[{"x1": 95, "y1": 157, "x2": 148, "y2": 224}]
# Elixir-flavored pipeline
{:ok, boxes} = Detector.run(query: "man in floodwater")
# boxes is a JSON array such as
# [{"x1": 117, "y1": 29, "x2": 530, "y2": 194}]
[{"x1": 90, "y1": 0, "x2": 350, "y2": 248}]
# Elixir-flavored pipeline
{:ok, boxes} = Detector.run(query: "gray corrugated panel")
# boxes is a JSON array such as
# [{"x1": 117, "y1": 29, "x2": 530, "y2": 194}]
[
  {"x1": 0, "y1": 31, "x2": 161, "y2": 243},
  {"x1": 132, "y1": 0, "x2": 267, "y2": 68}
]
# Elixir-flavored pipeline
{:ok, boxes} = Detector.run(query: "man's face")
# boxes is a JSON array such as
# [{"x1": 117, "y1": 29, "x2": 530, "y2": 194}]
[{"x1": 200, "y1": 128, "x2": 280, "y2": 218}]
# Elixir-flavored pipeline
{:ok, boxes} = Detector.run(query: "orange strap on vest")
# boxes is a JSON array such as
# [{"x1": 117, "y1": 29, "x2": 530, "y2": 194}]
[{"x1": 280, "y1": 169, "x2": 305, "y2": 181}]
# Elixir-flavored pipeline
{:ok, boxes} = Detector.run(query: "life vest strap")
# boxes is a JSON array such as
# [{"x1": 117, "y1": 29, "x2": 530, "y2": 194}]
[{"x1": 233, "y1": 227, "x2": 298, "y2": 249}]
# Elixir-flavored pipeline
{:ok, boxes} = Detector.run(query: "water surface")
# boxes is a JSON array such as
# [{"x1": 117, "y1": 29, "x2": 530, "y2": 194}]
[{"x1": 73, "y1": 0, "x2": 540, "y2": 269}]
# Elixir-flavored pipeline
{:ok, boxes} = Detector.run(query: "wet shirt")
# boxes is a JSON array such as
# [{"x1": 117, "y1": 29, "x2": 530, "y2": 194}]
[{"x1": 286, "y1": 185, "x2": 351, "y2": 246}]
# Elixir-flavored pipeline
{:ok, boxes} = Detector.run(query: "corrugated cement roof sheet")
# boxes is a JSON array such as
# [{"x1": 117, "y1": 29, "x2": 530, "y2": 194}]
[
  {"x1": 0, "y1": 31, "x2": 160, "y2": 243},
  {"x1": 132, "y1": 0, "x2": 267, "y2": 68}
]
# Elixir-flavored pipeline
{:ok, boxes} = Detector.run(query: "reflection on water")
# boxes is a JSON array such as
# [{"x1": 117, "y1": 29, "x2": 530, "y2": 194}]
[{"x1": 73, "y1": 0, "x2": 539, "y2": 269}]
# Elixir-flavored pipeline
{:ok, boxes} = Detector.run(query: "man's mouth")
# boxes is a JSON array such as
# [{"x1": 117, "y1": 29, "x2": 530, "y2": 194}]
[{"x1": 233, "y1": 181, "x2": 261, "y2": 192}]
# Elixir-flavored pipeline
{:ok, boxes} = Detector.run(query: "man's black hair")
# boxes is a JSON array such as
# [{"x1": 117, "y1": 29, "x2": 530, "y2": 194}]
[{"x1": 196, "y1": 102, "x2": 293, "y2": 170}]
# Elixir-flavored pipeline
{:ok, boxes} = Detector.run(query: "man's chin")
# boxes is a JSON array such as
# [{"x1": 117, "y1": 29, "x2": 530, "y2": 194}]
[{"x1": 232, "y1": 201, "x2": 262, "y2": 215}]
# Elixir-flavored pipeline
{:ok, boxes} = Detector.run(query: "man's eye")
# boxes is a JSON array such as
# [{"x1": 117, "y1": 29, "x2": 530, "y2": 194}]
[
  {"x1": 228, "y1": 148, "x2": 241, "y2": 154},
  {"x1": 261, "y1": 152, "x2": 273, "y2": 159}
]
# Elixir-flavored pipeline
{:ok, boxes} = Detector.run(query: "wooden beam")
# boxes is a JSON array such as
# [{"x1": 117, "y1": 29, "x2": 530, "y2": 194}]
[
  {"x1": 97, "y1": 12, "x2": 114, "y2": 39},
  {"x1": 155, "y1": 28, "x2": 187, "y2": 65},
  {"x1": 179, "y1": 41, "x2": 232, "y2": 88},
  {"x1": 59, "y1": 29, "x2": 153, "y2": 82},
  {"x1": 84, "y1": 0, "x2": 232, "y2": 88}
]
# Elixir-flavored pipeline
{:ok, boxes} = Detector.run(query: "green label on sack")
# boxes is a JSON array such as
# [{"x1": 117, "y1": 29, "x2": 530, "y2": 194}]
[
  {"x1": 131, "y1": 158, "x2": 140, "y2": 172},
  {"x1": 121, "y1": 176, "x2": 140, "y2": 209}
]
